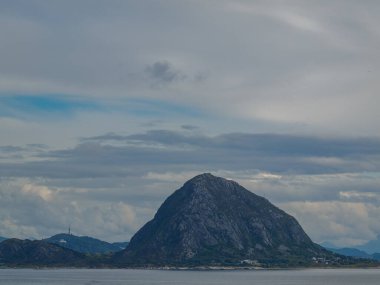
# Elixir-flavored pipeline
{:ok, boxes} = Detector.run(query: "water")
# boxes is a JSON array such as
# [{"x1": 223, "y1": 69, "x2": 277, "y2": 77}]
[{"x1": 0, "y1": 269, "x2": 380, "y2": 284}]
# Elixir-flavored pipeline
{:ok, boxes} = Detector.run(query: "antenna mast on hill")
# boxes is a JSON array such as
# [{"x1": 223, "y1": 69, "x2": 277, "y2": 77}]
[{"x1": 68, "y1": 225, "x2": 71, "y2": 235}]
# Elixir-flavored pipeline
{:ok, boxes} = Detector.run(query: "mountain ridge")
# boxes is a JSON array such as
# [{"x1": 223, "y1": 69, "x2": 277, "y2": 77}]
[
  {"x1": 0, "y1": 238, "x2": 85, "y2": 266},
  {"x1": 357, "y1": 236, "x2": 380, "y2": 254},
  {"x1": 44, "y1": 233, "x2": 128, "y2": 254},
  {"x1": 324, "y1": 246, "x2": 380, "y2": 261}
]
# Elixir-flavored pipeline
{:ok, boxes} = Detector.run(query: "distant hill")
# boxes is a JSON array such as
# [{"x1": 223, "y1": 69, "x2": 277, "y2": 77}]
[
  {"x1": 323, "y1": 246, "x2": 380, "y2": 261},
  {"x1": 371, "y1": 253, "x2": 380, "y2": 261},
  {"x1": 0, "y1": 237, "x2": 7, "y2": 242},
  {"x1": 320, "y1": 241, "x2": 337, "y2": 249},
  {"x1": 327, "y1": 247, "x2": 372, "y2": 259},
  {"x1": 111, "y1": 242, "x2": 129, "y2": 250},
  {"x1": 357, "y1": 236, "x2": 380, "y2": 254},
  {"x1": 45, "y1": 233, "x2": 128, "y2": 254},
  {"x1": 115, "y1": 173, "x2": 345, "y2": 267},
  {"x1": 0, "y1": 238, "x2": 85, "y2": 266}
]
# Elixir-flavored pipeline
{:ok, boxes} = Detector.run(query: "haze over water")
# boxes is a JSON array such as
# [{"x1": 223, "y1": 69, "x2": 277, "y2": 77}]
[{"x1": 1, "y1": 269, "x2": 380, "y2": 285}]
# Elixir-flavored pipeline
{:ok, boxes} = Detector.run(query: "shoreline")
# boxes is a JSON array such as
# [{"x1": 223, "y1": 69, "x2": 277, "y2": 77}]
[{"x1": 1, "y1": 265, "x2": 380, "y2": 270}]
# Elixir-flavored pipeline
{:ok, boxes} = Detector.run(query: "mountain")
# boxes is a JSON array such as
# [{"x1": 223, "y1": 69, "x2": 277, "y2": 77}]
[
  {"x1": 115, "y1": 173, "x2": 341, "y2": 267},
  {"x1": 323, "y1": 235, "x2": 380, "y2": 259},
  {"x1": 371, "y1": 253, "x2": 380, "y2": 261},
  {"x1": 0, "y1": 238, "x2": 85, "y2": 266},
  {"x1": 323, "y1": 246, "x2": 380, "y2": 261},
  {"x1": 0, "y1": 237, "x2": 7, "y2": 242},
  {"x1": 112, "y1": 242, "x2": 129, "y2": 250},
  {"x1": 45, "y1": 233, "x2": 128, "y2": 254},
  {"x1": 327, "y1": 247, "x2": 372, "y2": 259},
  {"x1": 357, "y1": 236, "x2": 380, "y2": 254},
  {"x1": 320, "y1": 241, "x2": 338, "y2": 249}
]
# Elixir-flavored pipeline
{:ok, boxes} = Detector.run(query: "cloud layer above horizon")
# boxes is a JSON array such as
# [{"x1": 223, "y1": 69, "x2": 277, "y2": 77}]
[
  {"x1": 1, "y1": 129, "x2": 380, "y2": 246},
  {"x1": 1, "y1": 0, "x2": 380, "y2": 247}
]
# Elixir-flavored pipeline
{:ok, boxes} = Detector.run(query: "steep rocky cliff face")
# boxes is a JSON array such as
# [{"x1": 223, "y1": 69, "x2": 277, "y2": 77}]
[{"x1": 116, "y1": 173, "x2": 330, "y2": 266}]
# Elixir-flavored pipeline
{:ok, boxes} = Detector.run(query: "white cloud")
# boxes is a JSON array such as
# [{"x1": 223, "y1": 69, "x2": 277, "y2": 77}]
[
  {"x1": 339, "y1": 191, "x2": 379, "y2": 201},
  {"x1": 0, "y1": 218, "x2": 39, "y2": 240},
  {"x1": 0, "y1": 178, "x2": 144, "y2": 241},
  {"x1": 145, "y1": 171, "x2": 202, "y2": 183},
  {"x1": 250, "y1": 172, "x2": 282, "y2": 182},
  {"x1": 280, "y1": 201, "x2": 377, "y2": 247},
  {"x1": 22, "y1": 183, "x2": 54, "y2": 201},
  {"x1": 229, "y1": 2, "x2": 325, "y2": 34}
]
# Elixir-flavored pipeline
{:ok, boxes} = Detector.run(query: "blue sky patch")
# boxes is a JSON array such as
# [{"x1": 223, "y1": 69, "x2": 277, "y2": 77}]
[
  {"x1": 0, "y1": 94, "x2": 102, "y2": 120},
  {"x1": 0, "y1": 95, "x2": 100, "y2": 112},
  {"x1": 0, "y1": 94, "x2": 205, "y2": 121}
]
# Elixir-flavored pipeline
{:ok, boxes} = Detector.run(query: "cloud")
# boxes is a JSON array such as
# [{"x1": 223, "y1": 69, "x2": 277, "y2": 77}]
[
  {"x1": 339, "y1": 191, "x2": 379, "y2": 202},
  {"x1": 145, "y1": 61, "x2": 186, "y2": 84},
  {"x1": 21, "y1": 183, "x2": 54, "y2": 201},
  {"x1": 0, "y1": 145, "x2": 24, "y2": 152},
  {"x1": 0, "y1": 178, "x2": 144, "y2": 241},
  {"x1": 280, "y1": 201, "x2": 380, "y2": 247},
  {"x1": 145, "y1": 171, "x2": 202, "y2": 183},
  {"x1": 181, "y1": 124, "x2": 199, "y2": 131},
  {"x1": 77, "y1": 131, "x2": 380, "y2": 175},
  {"x1": 1, "y1": 1, "x2": 380, "y2": 135},
  {"x1": 1, "y1": 131, "x2": 380, "y2": 181},
  {"x1": 0, "y1": 129, "x2": 380, "y2": 244},
  {"x1": 229, "y1": 2, "x2": 325, "y2": 34}
]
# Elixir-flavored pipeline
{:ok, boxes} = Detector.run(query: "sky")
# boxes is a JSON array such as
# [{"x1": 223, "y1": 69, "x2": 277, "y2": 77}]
[{"x1": 0, "y1": 0, "x2": 380, "y2": 247}]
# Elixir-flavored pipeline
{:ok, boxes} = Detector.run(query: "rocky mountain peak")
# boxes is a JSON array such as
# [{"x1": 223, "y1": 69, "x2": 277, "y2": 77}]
[
  {"x1": 184, "y1": 173, "x2": 238, "y2": 191},
  {"x1": 115, "y1": 173, "x2": 332, "y2": 266}
]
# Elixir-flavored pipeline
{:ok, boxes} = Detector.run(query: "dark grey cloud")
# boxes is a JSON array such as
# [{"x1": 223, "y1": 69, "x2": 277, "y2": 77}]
[
  {"x1": 85, "y1": 130, "x2": 380, "y2": 159},
  {"x1": 81, "y1": 132, "x2": 127, "y2": 142},
  {"x1": 0, "y1": 144, "x2": 49, "y2": 160},
  {"x1": 0, "y1": 145, "x2": 24, "y2": 153},
  {"x1": 145, "y1": 61, "x2": 186, "y2": 84},
  {"x1": 0, "y1": 144, "x2": 48, "y2": 153},
  {"x1": 2, "y1": 131, "x2": 380, "y2": 182},
  {"x1": 181, "y1": 124, "x2": 199, "y2": 131},
  {"x1": 26, "y1": 143, "x2": 48, "y2": 149}
]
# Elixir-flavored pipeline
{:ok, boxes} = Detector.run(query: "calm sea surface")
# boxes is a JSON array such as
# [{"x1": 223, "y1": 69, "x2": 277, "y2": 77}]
[{"x1": 0, "y1": 269, "x2": 379, "y2": 285}]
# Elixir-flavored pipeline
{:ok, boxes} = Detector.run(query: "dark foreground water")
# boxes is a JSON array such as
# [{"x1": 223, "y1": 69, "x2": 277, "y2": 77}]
[{"x1": 0, "y1": 269, "x2": 380, "y2": 284}]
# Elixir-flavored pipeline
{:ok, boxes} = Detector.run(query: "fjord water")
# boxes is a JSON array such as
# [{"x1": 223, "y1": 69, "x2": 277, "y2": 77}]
[{"x1": 1, "y1": 269, "x2": 380, "y2": 284}]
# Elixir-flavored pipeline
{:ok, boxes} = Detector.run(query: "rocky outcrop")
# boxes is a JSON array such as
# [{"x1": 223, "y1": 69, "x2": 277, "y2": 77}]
[{"x1": 115, "y1": 173, "x2": 331, "y2": 266}]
